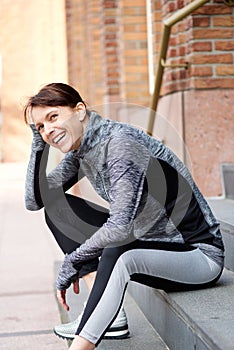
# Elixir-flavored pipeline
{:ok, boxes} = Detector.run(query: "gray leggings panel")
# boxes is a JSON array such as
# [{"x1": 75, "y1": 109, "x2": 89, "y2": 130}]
[{"x1": 78, "y1": 247, "x2": 222, "y2": 345}]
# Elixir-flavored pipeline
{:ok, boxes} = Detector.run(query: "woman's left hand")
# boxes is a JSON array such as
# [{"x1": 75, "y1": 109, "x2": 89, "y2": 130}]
[
  {"x1": 57, "y1": 280, "x2": 80, "y2": 311},
  {"x1": 56, "y1": 253, "x2": 80, "y2": 291}
]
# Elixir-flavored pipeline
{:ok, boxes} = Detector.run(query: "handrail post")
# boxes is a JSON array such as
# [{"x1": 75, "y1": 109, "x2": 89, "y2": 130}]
[{"x1": 147, "y1": 0, "x2": 210, "y2": 136}]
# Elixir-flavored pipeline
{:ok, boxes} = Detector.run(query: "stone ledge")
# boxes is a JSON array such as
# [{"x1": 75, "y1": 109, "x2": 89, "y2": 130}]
[
  {"x1": 207, "y1": 198, "x2": 234, "y2": 272},
  {"x1": 129, "y1": 268, "x2": 234, "y2": 350}
]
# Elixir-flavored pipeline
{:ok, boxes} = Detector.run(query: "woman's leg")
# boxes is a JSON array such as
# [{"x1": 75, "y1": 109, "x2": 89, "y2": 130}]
[
  {"x1": 75, "y1": 241, "x2": 222, "y2": 347},
  {"x1": 44, "y1": 193, "x2": 109, "y2": 280},
  {"x1": 69, "y1": 336, "x2": 95, "y2": 350}
]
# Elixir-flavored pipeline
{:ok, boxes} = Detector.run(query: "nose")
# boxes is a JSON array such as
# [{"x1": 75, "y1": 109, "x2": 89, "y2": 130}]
[{"x1": 44, "y1": 122, "x2": 55, "y2": 136}]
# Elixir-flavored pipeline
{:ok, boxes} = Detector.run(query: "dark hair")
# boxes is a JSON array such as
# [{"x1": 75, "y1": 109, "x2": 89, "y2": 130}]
[{"x1": 23, "y1": 83, "x2": 85, "y2": 124}]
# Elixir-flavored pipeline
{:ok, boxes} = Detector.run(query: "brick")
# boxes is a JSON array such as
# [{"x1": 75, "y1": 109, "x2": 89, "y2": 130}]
[
  {"x1": 105, "y1": 25, "x2": 119, "y2": 32},
  {"x1": 139, "y1": 41, "x2": 148, "y2": 49},
  {"x1": 108, "y1": 87, "x2": 120, "y2": 95},
  {"x1": 177, "y1": 0, "x2": 184, "y2": 9},
  {"x1": 191, "y1": 41, "x2": 212, "y2": 52},
  {"x1": 177, "y1": 21, "x2": 186, "y2": 33},
  {"x1": 122, "y1": 16, "x2": 146, "y2": 24},
  {"x1": 155, "y1": 22, "x2": 163, "y2": 32},
  {"x1": 103, "y1": 9, "x2": 118, "y2": 16},
  {"x1": 186, "y1": 30, "x2": 193, "y2": 42},
  {"x1": 125, "y1": 65, "x2": 148, "y2": 73},
  {"x1": 192, "y1": 78, "x2": 234, "y2": 89},
  {"x1": 138, "y1": 24, "x2": 147, "y2": 32},
  {"x1": 213, "y1": 16, "x2": 234, "y2": 27},
  {"x1": 192, "y1": 53, "x2": 233, "y2": 64},
  {"x1": 172, "y1": 25, "x2": 179, "y2": 35},
  {"x1": 122, "y1": 0, "x2": 145, "y2": 6},
  {"x1": 154, "y1": 0, "x2": 163, "y2": 11},
  {"x1": 124, "y1": 49, "x2": 146, "y2": 56},
  {"x1": 124, "y1": 57, "x2": 139, "y2": 65},
  {"x1": 194, "y1": 4, "x2": 232, "y2": 15},
  {"x1": 166, "y1": 2, "x2": 176, "y2": 13},
  {"x1": 168, "y1": 48, "x2": 177, "y2": 57},
  {"x1": 104, "y1": 18, "x2": 116, "y2": 24},
  {"x1": 169, "y1": 36, "x2": 177, "y2": 46},
  {"x1": 215, "y1": 41, "x2": 234, "y2": 51},
  {"x1": 107, "y1": 70, "x2": 119, "y2": 77},
  {"x1": 193, "y1": 28, "x2": 233, "y2": 39},
  {"x1": 216, "y1": 66, "x2": 234, "y2": 76},
  {"x1": 106, "y1": 55, "x2": 118, "y2": 63},
  {"x1": 139, "y1": 57, "x2": 148, "y2": 65},
  {"x1": 122, "y1": 7, "x2": 137, "y2": 15},
  {"x1": 178, "y1": 33, "x2": 186, "y2": 44},
  {"x1": 190, "y1": 66, "x2": 213, "y2": 77},
  {"x1": 124, "y1": 41, "x2": 139, "y2": 49},
  {"x1": 153, "y1": 11, "x2": 162, "y2": 21},
  {"x1": 178, "y1": 46, "x2": 186, "y2": 56},
  {"x1": 192, "y1": 16, "x2": 210, "y2": 27},
  {"x1": 122, "y1": 32, "x2": 147, "y2": 40},
  {"x1": 103, "y1": 1, "x2": 118, "y2": 9},
  {"x1": 185, "y1": 44, "x2": 192, "y2": 55},
  {"x1": 124, "y1": 24, "x2": 138, "y2": 32},
  {"x1": 105, "y1": 41, "x2": 118, "y2": 47}
]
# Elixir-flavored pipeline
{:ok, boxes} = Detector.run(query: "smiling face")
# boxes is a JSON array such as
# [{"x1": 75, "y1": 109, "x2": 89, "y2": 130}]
[{"x1": 31, "y1": 103, "x2": 87, "y2": 153}]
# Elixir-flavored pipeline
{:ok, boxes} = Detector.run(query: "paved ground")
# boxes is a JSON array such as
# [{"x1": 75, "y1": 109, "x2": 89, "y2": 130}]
[{"x1": 0, "y1": 163, "x2": 67, "y2": 349}]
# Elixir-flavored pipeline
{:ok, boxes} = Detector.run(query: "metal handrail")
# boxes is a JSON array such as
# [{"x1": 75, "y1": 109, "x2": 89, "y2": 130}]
[{"x1": 147, "y1": 0, "x2": 210, "y2": 136}]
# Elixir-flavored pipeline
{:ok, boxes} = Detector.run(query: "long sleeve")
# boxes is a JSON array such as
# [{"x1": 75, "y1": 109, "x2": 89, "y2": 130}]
[
  {"x1": 25, "y1": 127, "x2": 82, "y2": 211},
  {"x1": 69, "y1": 137, "x2": 150, "y2": 263}
]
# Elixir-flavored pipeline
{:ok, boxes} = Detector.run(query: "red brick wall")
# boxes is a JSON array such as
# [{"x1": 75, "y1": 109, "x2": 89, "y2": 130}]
[
  {"x1": 121, "y1": 0, "x2": 150, "y2": 105},
  {"x1": 101, "y1": 0, "x2": 122, "y2": 104},
  {"x1": 152, "y1": 0, "x2": 234, "y2": 196},
  {"x1": 65, "y1": 0, "x2": 105, "y2": 108},
  {"x1": 152, "y1": 0, "x2": 234, "y2": 96},
  {"x1": 65, "y1": 0, "x2": 150, "y2": 112}
]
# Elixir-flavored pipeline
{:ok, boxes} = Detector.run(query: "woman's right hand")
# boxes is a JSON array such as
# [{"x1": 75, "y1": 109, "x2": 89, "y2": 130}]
[
  {"x1": 26, "y1": 105, "x2": 46, "y2": 150},
  {"x1": 30, "y1": 123, "x2": 46, "y2": 151}
]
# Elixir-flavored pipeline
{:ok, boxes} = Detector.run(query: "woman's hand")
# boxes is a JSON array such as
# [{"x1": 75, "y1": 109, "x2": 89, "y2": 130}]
[
  {"x1": 30, "y1": 124, "x2": 46, "y2": 151},
  {"x1": 57, "y1": 280, "x2": 80, "y2": 311},
  {"x1": 56, "y1": 253, "x2": 80, "y2": 291}
]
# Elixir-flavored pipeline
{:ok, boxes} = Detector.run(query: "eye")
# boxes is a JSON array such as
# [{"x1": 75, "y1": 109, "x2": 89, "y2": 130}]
[
  {"x1": 50, "y1": 114, "x2": 58, "y2": 121},
  {"x1": 37, "y1": 124, "x2": 44, "y2": 133}
]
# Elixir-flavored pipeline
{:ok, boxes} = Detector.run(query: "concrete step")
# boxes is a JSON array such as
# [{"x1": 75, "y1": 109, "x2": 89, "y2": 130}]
[
  {"x1": 129, "y1": 268, "x2": 234, "y2": 350},
  {"x1": 54, "y1": 262, "x2": 169, "y2": 350},
  {"x1": 128, "y1": 198, "x2": 234, "y2": 350},
  {"x1": 221, "y1": 163, "x2": 234, "y2": 199},
  {"x1": 207, "y1": 198, "x2": 234, "y2": 272}
]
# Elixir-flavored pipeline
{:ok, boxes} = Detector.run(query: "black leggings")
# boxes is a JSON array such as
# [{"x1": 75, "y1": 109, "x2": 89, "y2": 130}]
[
  {"x1": 45, "y1": 194, "x2": 109, "y2": 278},
  {"x1": 45, "y1": 194, "x2": 222, "y2": 346}
]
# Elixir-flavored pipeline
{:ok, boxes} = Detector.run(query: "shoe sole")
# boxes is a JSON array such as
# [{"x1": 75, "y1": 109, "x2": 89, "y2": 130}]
[
  {"x1": 54, "y1": 326, "x2": 130, "y2": 340},
  {"x1": 104, "y1": 324, "x2": 130, "y2": 339}
]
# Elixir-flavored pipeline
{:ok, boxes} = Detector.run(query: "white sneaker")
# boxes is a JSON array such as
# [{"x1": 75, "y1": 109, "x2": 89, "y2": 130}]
[{"x1": 54, "y1": 303, "x2": 129, "y2": 340}]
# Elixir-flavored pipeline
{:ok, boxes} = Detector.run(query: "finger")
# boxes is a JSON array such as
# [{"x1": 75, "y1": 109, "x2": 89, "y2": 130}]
[
  {"x1": 26, "y1": 106, "x2": 34, "y2": 125},
  {"x1": 57, "y1": 290, "x2": 69, "y2": 311},
  {"x1": 73, "y1": 280, "x2": 80, "y2": 294}
]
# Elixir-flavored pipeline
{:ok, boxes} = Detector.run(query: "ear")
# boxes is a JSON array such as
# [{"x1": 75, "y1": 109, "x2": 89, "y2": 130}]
[{"x1": 76, "y1": 102, "x2": 86, "y2": 121}]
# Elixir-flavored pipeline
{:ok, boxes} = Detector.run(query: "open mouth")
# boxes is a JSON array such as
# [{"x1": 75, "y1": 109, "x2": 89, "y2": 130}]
[{"x1": 53, "y1": 132, "x2": 66, "y2": 144}]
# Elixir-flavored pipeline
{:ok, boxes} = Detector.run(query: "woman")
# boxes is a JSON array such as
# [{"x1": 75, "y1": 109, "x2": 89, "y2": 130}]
[{"x1": 24, "y1": 83, "x2": 224, "y2": 350}]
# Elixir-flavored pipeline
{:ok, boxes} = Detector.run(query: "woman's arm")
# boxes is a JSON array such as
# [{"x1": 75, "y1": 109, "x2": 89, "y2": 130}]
[
  {"x1": 56, "y1": 137, "x2": 151, "y2": 290},
  {"x1": 25, "y1": 125, "x2": 82, "y2": 211},
  {"x1": 73, "y1": 138, "x2": 150, "y2": 255}
]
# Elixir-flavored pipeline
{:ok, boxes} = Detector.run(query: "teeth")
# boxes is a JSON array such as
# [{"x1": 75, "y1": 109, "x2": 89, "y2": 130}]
[{"x1": 53, "y1": 133, "x2": 65, "y2": 144}]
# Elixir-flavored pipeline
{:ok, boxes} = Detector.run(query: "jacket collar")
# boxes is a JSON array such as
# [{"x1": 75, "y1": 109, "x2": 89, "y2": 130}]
[{"x1": 75, "y1": 111, "x2": 105, "y2": 158}]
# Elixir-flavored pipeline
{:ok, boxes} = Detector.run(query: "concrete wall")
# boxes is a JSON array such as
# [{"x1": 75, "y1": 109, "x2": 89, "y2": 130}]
[{"x1": 0, "y1": 0, "x2": 68, "y2": 162}]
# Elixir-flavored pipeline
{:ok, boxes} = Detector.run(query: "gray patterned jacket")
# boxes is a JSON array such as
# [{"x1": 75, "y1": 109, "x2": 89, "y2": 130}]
[{"x1": 25, "y1": 112, "x2": 224, "y2": 268}]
